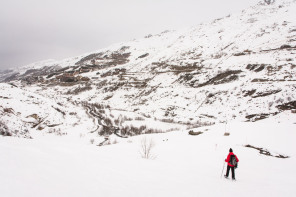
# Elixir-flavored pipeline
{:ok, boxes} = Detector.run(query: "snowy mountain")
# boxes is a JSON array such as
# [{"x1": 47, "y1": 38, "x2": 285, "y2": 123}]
[
  {"x1": 1, "y1": 1, "x2": 296, "y2": 197},
  {"x1": 1, "y1": 0, "x2": 296, "y2": 139}
]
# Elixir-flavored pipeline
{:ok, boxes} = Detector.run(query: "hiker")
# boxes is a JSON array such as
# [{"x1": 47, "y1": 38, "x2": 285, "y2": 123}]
[{"x1": 224, "y1": 148, "x2": 239, "y2": 180}]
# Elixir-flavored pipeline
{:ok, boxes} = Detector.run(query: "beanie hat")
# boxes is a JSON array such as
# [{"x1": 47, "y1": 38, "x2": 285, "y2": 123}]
[{"x1": 229, "y1": 148, "x2": 233, "y2": 152}]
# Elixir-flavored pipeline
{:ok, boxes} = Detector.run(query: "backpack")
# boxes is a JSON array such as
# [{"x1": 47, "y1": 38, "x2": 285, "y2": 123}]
[{"x1": 229, "y1": 155, "x2": 238, "y2": 168}]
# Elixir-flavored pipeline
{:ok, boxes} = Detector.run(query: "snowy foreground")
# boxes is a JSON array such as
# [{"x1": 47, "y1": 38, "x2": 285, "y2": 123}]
[{"x1": 1, "y1": 113, "x2": 296, "y2": 197}]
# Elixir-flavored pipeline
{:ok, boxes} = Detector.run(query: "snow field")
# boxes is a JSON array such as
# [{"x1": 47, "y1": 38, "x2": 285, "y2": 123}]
[{"x1": 1, "y1": 113, "x2": 296, "y2": 197}]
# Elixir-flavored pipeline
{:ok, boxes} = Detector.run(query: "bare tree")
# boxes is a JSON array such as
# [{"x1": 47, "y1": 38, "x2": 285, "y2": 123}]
[{"x1": 140, "y1": 137, "x2": 155, "y2": 159}]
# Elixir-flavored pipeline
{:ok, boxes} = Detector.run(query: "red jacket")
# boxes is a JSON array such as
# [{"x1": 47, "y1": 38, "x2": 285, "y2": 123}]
[{"x1": 225, "y1": 152, "x2": 239, "y2": 167}]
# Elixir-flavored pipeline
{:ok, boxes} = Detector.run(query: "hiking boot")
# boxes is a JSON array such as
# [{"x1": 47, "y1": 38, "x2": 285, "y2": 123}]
[{"x1": 224, "y1": 175, "x2": 228, "y2": 178}]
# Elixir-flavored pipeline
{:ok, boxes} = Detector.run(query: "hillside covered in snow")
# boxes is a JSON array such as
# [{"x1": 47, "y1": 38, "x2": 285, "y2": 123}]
[{"x1": 1, "y1": 0, "x2": 296, "y2": 139}]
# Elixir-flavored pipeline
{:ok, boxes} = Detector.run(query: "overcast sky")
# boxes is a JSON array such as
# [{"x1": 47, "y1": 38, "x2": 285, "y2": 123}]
[{"x1": 0, "y1": 0, "x2": 259, "y2": 70}]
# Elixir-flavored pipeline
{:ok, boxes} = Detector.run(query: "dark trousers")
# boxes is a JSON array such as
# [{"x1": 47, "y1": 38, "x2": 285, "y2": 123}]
[{"x1": 226, "y1": 165, "x2": 235, "y2": 179}]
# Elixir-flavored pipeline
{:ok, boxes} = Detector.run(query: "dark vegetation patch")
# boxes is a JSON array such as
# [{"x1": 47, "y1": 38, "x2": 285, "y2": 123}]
[
  {"x1": 119, "y1": 46, "x2": 130, "y2": 51},
  {"x1": 101, "y1": 68, "x2": 126, "y2": 78},
  {"x1": 24, "y1": 69, "x2": 38, "y2": 75},
  {"x1": 125, "y1": 80, "x2": 147, "y2": 88},
  {"x1": 58, "y1": 75, "x2": 78, "y2": 83},
  {"x1": 138, "y1": 53, "x2": 149, "y2": 59},
  {"x1": 22, "y1": 76, "x2": 45, "y2": 84},
  {"x1": 93, "y1": 52, "x2": 131, "y2": 69},
  {"x1": 243, "y1": 89, "x2": 256, "y2": 97},
  {"x1": 260, "y1": 44, "x2": 296, "y2": 52},
  {"x1": 0, "y1": 121, "x2": 11, "y2": 136},
  {"x1": 2, "y1": 66, "x2": 60, "y2": 83},
  {"x1": 52, "y1": 107, "x2": 66, "y2": 116},
  {"x1": 252, "y1": 78, "x2": 296, "y2": 82},
  {"x1": 56, "y1": 66, "x2": 70, "y2": 72},
  {"x1": 198, "y1": 70, "x2": 242, "y2": 87},
  {"x1": 245, "y1": 144, "x2": 289, "y2": 159},
  {"x1": 276, "y1": 101, "x2": 296, "y2": 111},
  {"x1": 233, "y1": 50, "x2": 252, "y2": 56},
  {"x1": 3, "y1": 107, "x2": 14, "y2": 114},
  {"x1": 0, "y1": 96, "x2": 9, "y2": 99},
  {"x1": 170, "y1": 64, "x2": 199, "y2": 74},
  {"x1": 4, "y1": 73, "x2": 19, "y2": 82},
  {"x1": 178, "y1": 73, "x2": 194, "y2": 82},
  {"x1": 246, "y1": 64, "x2": 266, "y2": 72},
  {"x1": 164, "y1": 106, "x2": 177, "y2": 117},
  {"x1": 151, "y1": 62, "x2": 199, "y2": 73},
  {"x1": 82, "y1": 102, "x2": 165, "y2": 139},
  {"x1": 120, "y1": 125, "x2": 147, "y2": 136},
  {"x1": 47, "y1": 72, "x2": 59, "y2": 79},
  {"x1": 204, "y1": 91, "x2": 228, "y2": 105},
  {"x1": 251, "y1": 78, "x2": 270, "y2": 82},
  {"x1": 137, "y1": 86, "x2": 158, "y2": 97},
  {"x1": 75, "y1": 53, "x2": 104, "y2": 65},
  {"x1": 254, "y1": 65, "x2": 265, "y2": 72},
  {"x1": 76, "y1": 50, "x2": 130, "y2": 70},
  {"x1": 104, "y1": 52, "x2": 131, "y2": 66},
  {"x1": 252, "y1": 89, "x2": 281, "y2": 98},
  {"x1": 188, "y1": 130, "x2": 203, "y2": 136},
  {"x1": 20, "y1": 66, "x2": 62, "y2": 83},
  {"x1": 234, "y1": 52, "x2": 247, "y2": 56},
  {"x1": 200, "y1": 114, "x2": 216, "y2": 119},
  {"x1": 151, "y1": 62, "x2": 171, "y2": 71},
  {"x1": 66, "y1": 84, "x2": 92, "y2": 95},
  {"x1": 0, "y1": 117, "x2": 31, "y2": 138},
  {"x1": 177, "y1": 71, "x2": 201, "y2": 87},
  {"x1": 245, "y1": 112, "x2": 278, "y2": 122},
  {"x1": 177, "y1": 72, "x2": 201, "y2": 87},
  {"x1": 103, "y1": 82, "x2": 125, "y2": 93}
]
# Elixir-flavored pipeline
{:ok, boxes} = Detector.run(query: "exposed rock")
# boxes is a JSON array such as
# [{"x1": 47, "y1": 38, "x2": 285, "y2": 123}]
[
  {"x1": 245, "y1": 112, "x2": 278, "y2": 122},
  {"x1": 188, "y1": 130, "x2": 203, "y2": 136},
  {"x1": 243, "y1": 89, "x2": 256, "y2": 97},
  {"x1": 198, "y1": 70, "x2": 242, "y2": 87},
  {"x1": 280, "y1": 44, "x2": 292, "y2": 49},
  {"x1": 276, "y1": 101, "x2": 296, "y2": 111},
  {"x1": 245, "y1": 144, "x2": 289, "y2": 158},
  {"x1": 138, "y1": 53, "x2": 149, "y2": 58},
  {"x1": 252, "y1": 89, "x2": 281, "y2": 98},
  {"x1": 246, "y1": 64, "x2": 266, "y2": 72}
]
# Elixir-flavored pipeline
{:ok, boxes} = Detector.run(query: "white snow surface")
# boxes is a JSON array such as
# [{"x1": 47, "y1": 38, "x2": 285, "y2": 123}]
[{"x1": 1, "y1": 114, "x2": 296, "y2": 197}]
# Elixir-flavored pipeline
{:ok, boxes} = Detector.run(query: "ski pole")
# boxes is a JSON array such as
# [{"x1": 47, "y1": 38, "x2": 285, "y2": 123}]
[{"x1": 220, "y1": 161, "x2": 225, "y2": 178}]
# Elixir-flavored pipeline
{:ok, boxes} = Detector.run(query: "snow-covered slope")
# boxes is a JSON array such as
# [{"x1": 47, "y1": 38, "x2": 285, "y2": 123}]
[
  {"x1": 0, "y1": 83, "x2": 94, "y2": 138},
  {"x1": 1, "y1": 0, "x2": 296, "y2": 139},
  {"x1": 1, "y1": 115, "x2": 295, "y2": 197}
]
